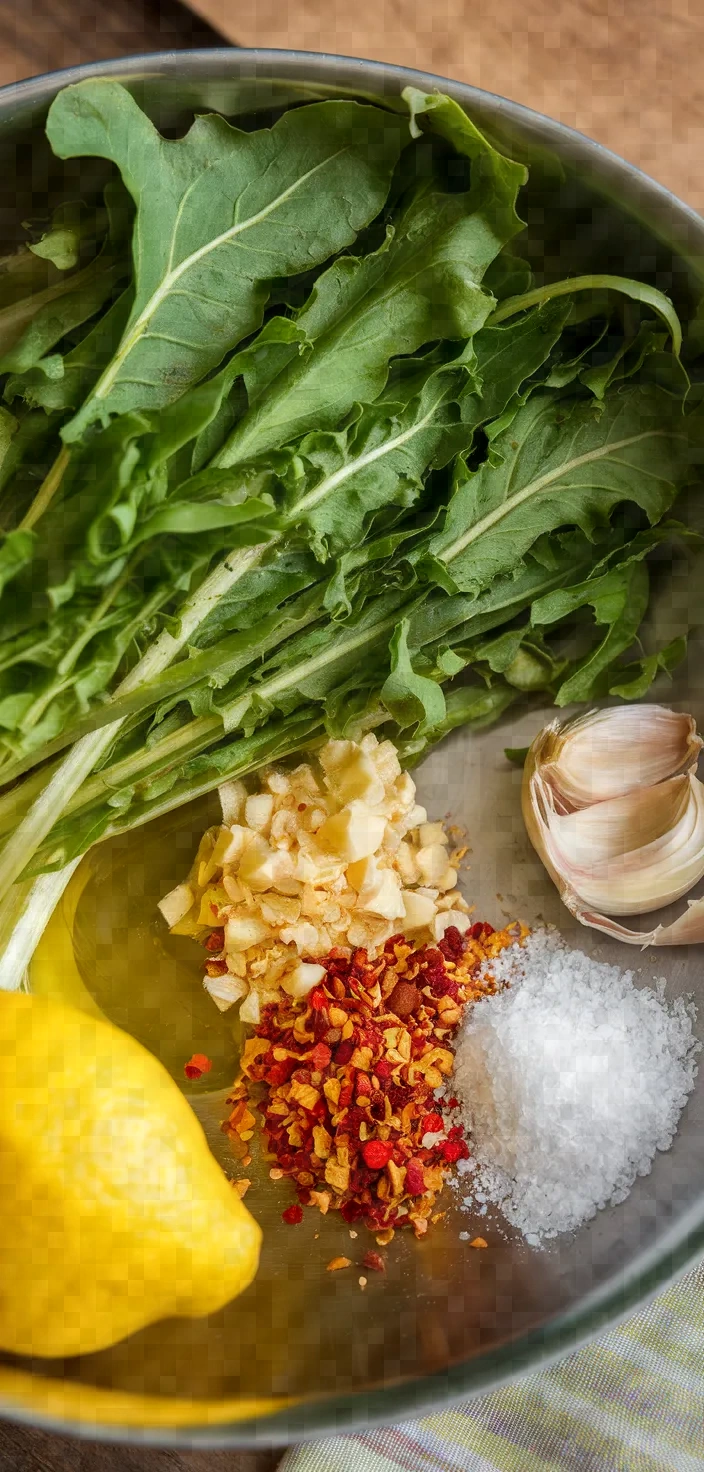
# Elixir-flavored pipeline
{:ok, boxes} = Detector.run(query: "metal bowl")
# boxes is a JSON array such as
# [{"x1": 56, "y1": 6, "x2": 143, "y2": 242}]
[{"x1": 2, "y1": 46, "x2": 704, "y2": 1450}]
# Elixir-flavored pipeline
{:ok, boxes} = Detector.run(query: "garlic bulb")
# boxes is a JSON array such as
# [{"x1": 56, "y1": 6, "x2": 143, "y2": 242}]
[{"x1": 523, "y1": 704, "x2": 704, "y2": 946}]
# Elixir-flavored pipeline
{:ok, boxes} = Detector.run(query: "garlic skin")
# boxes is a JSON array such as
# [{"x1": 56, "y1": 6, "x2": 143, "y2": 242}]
[
  {"x1": 530, "y1": 705, "x2": 701, "y2": 811},
  {"x1": 523, "y1": 705, "x2": 704, "y2": 947}
]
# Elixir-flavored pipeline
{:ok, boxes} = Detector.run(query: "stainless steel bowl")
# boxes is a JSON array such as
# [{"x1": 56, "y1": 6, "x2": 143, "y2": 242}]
[{"x1": 2, "y1": 46, "x2": 704, "y2": 1450}]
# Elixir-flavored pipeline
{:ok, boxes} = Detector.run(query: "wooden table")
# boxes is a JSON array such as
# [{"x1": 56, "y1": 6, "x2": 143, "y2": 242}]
[
  {"x1": 0, "y1": 0, "x2": 223, "y2": 85},
  {"x1": 1, "y1": 0, "x2": 701, "y2": 1465},
  {"x1": 189, "y1": 0, "x2": 704, "y2": 215},
  {"x1": 0, "y1": 1419, "x2": 282, "y2": 1472}
]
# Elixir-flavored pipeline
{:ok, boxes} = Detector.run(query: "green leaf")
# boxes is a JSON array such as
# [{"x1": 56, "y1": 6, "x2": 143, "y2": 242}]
[
  {"x1": 0, "y1": 694, "x2": 35, "y2": 730},
  {"x1": 0, "y1": 407, "x2": 18, "y2": 476},
  {"x1": 5, "y1": 288, "x2": 134, "y2": 413},
  {"x1": 579, "y1": 322, "x2": 666, "y2": 400},
  {"x1": 466, "y1": 297, "x2": 575, "y2": 422},
  {"x1": 274, "y1": 346, "x2": 480, "y2": 557},
  {"x1": 0, "y1": 529, "x2": 36, "y2": 596},
  {"x1": 0, "y1": 188, "x2": 131, "y2": 376},
  {"x1": 380, "y1": 617, "x2": 446, "y2": 732},
  {"x1": 0, "y1": 256, "x2": 126, "y2": 375},
  {"x1": 403, "y1": 86, "x2": 528, "y2": 238},
  {"x1": 504, "y1": 745, "x2": 529, "y2": 766},
  {"x1": 396, "y1": 681, "x2": 518, "y2": 765},
  {"x1": 608, "y1": 634, "x2": 688, "y2": 698},
  {"x1": 424, "y1": 386, "x2": 689, "y2": 594},
  {"x1": 216, "y1": 99, "x2": 528, "y2": 469},
  {"x1": 28, "y1": 202, "x2": 100, "y2": 272},
  {"x1": 117, "y1": 498, "x2": 279, "y2": 549},
  {"x1": 548, "y1": 560, "x2": 651, "y2": 705},
  {"x1": 47, "y1": 82, "x2": 404, "y2": 439},
  {"x1": 271, "y1": 304, "x2": 573, "y2": 567}
]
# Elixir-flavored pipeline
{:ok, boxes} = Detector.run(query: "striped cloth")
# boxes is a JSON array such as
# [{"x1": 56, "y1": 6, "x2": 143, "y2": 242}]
[{"x1": 279, "y1": 1262, "x2": 704, "y2": 1472}]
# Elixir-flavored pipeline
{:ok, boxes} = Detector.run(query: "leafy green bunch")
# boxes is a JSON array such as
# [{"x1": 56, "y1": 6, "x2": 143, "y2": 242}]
[{"x1": 0, "y1": 80, "x2": 699, "y2": 983}]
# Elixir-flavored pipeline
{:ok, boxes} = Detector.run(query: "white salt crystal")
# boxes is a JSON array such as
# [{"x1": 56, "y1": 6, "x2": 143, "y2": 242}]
[{"x1": 454, "y1": 929, "x2": 699, "y2": 1242}]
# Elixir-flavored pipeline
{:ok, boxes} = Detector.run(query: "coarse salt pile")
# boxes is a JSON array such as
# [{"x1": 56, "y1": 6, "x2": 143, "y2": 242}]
[{"x1": 453, "y1": 929, "x2": 699, "y2": 1244}]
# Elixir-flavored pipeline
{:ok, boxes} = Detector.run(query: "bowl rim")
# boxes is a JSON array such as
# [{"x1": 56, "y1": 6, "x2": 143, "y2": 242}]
[{"x1": 2, "y1": 41, "x2": 704, "y2": 1450}]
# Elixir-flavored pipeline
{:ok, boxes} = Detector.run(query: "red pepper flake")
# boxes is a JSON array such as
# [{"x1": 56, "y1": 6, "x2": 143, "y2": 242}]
[
  {"x1": 203, "y1": 928, "x2": 225, "y2": 952},
  {"x1": 361, "y1": 1140, "x2": 394, "y2": 1170},
  {"x1": 405, "y1": 1161, "x2": 426, "y2": 1196},
  {"x1": 309, "y1": 1042, "x2": 332, "y2": 1071},
  {"x1": 341, "y1": 1199, "x2": 364, "y2": 1223},
  {"x1": 334, "y1": 1039, "x2": 355, "y2": 1066},
  {"x1": 282, "y1": 1204, "x2": 304, "y2": 1225},
  {"x1": 266, "y1": 1059, "x2": 295, "y2": 1087},
  {"x1": 205, "y1": 958, "x2": 228, "y2": 978},
  {"x1": 362, "y1": 1250, "x2": 386, "y2": 1273},
  {"x1": 441, "y1": 1139, "x2": 469, "y2": 1163},
  {"x1": 184, "y1": 1053, "x2": 212, "y2": 1080},
  {"x1": 231, "y1": 916, "x2": 525, "y2": 1239}
]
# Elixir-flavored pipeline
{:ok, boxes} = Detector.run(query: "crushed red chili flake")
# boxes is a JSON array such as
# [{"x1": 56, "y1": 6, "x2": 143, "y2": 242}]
[
  {"x1": 362, "y1": 1140, "x2": 394, "y2": 1169},
  {"x1": 205, "y1": 958, "x2": 228, "y2": 978},
  {"x1": 405, "y1": 1161, "x2": 426, "y2": 1196},
  {"x1": 362, "y1": 1250, "x2": 386, "y2": 1273},
  {"x1": 184, "y1": 1053, "x2": 213, "y2": 1080},
  {"x1": 282, "y1": 1204, "x2": 304, "y2": 1225},
  {"x1": 203, "y1": 928, "x2": 225, "y2": 953},
  {"x1": 310, "y1": 1042, "x2": 332, "y2": 1071},
  {"x1": 224, "y1": 921, "x2": 525, "y2": 1239}
]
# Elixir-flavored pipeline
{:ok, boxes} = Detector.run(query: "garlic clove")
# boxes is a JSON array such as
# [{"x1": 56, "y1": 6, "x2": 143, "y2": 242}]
[
  {"x1": 203, "y1": 971, "x2": 248, "y2": 1011},
  {"x1": 523, "y1": 704, "x2": 704, "y2": 943},
  {"x1": 158, "y1": 882, "x2": 193, "y2": 929},
  {"x1": 542, "y1": 774, "x2": 704, "y2": 916},
  {"x1": 534, "y1": 705, "x2": 701, "y2": 811},
  {"x1": 282, "y1": 961, "x2": 326, "y2": 999}
]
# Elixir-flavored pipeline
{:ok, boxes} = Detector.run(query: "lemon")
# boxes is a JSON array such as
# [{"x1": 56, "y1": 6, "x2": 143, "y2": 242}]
[{"x1": 0, "y1": 991, "x2": 261, "y2": 1358}]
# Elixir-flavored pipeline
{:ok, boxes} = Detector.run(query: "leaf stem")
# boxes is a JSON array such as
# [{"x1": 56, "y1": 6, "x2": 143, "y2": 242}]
[
  {"x1": 19, "y1": 445, "x2": 70, "y2": 530},
  {"x1": 0, "y1": 862, "x2": 80, "y2": 992},
  {"x1": 0, "y1": 542, "x2": 266, "y2": 901},
  {"x1": 486, "y1": 274, "x2": 682, "y2": 357}
]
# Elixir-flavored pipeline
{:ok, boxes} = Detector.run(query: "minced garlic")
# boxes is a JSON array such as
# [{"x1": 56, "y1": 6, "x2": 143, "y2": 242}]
[{"x1": 158, "y1": 734, "x2": 471, "y2": 1020}]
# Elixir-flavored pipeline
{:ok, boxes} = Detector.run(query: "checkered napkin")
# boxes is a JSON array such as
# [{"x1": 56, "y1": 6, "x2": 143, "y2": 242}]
[{"x1": 279, "y1": 1262, "x2": 704, "y2": 1471}]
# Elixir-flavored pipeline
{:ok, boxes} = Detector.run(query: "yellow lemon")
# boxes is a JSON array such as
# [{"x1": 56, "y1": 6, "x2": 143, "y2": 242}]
[{"x1": 0, "y1": 990, "x2": 261, "y2": 1358}]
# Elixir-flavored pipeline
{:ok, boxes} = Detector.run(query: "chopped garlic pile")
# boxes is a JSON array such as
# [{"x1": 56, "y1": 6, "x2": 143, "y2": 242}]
[{"x1": 159, "y1": 734, "x2": 470, "y2": 1023}]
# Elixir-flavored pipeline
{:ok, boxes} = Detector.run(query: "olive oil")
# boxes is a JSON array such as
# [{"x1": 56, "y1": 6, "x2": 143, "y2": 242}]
[{"x1": 31, "y1": 792, "x2": 244, "y2": 1093}]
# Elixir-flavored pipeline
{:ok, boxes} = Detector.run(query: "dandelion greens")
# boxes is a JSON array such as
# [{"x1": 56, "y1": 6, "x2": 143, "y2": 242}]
[{"x1": 0, "y1": 79, "x2": 699, "y2": 987}]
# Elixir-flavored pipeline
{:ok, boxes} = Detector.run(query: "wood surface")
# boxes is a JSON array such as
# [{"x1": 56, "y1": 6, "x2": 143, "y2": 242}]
[
  {"x1": 0, "y1": 0, "x2": 222, "y2": 88},
  {"x1": 0, "y1": 1418, "x2": 282, "y2": 1471},
  {"x1": 187, "y1": 0, "x2": 704, "y2": 214}
]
